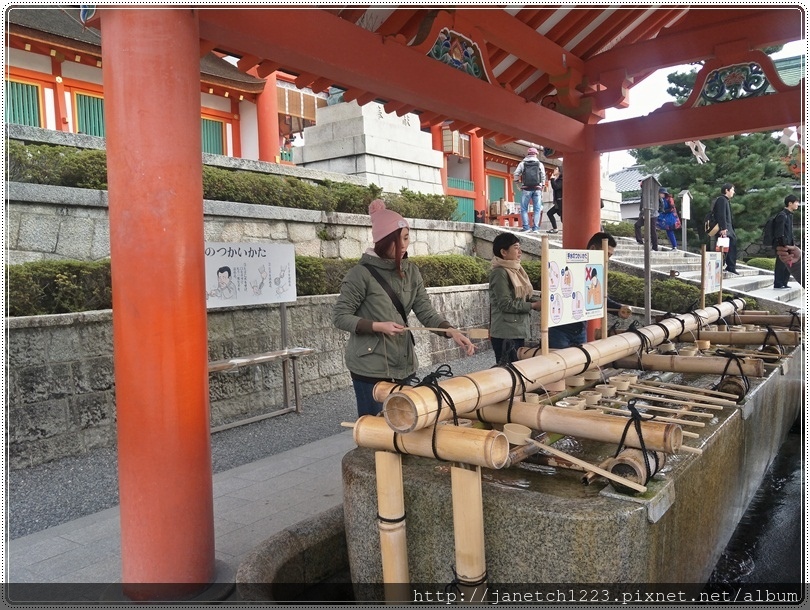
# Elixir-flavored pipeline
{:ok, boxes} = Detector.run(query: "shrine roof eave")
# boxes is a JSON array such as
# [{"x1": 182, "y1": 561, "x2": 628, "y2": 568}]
[{"x1": 593, "y1": 88, "x2": 803, "y2": 154}]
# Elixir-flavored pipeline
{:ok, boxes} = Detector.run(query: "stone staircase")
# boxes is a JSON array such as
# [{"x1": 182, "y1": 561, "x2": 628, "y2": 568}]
[
  {"x1": 607, "y1": 237, "x2": 804, "y2": 313},
  {"x1": 478, "y1": 223, "x2": 804, "y2": 313}
]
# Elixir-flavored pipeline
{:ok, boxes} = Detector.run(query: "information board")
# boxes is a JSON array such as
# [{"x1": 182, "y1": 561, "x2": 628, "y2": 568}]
[
  {"x1": 703, "y1": 251, "x2": 723, "y2": 293},
  {"x1": 204, "y1": 242, "x2": 296, "y2": 308},
  {"x1": 545, "y1": 248, "x2": 606, "y2": 327}
]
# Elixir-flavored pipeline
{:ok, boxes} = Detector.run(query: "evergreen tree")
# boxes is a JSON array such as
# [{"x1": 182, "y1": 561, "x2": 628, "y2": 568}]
[{"x1": 629, "y1": 63, "x2": 799, "y2": 255}]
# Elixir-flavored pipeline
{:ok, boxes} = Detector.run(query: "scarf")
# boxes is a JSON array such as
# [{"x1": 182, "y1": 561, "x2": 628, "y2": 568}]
[{"x1": 491, "y1": 257, "x2": 534, "y2": 300}]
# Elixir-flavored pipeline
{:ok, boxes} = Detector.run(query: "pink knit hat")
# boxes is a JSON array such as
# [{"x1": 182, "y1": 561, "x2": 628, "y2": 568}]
[
  {"x1": 369, "y1": 199, "x2": 408, "y2": 243},
  {"x1": 527, "y1": 147, "x2": 538, "y2": 155}
]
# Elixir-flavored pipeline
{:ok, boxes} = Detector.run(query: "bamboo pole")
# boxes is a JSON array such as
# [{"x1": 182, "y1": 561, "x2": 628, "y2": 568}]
[
  {"x1": 374, "y1": 451, "x2": 409, "y2": 600},
  {"x1": 626, "y1": 383, "x2": 735, "y2": 407},
  {"x1": 700, "y1": 245, "x2": 706, "y2": 310},
  {"x1": 602, "y1": 238, "x2": 609, "y2": 342},
  {"x1": 603, "y1": 397, "x2": 714, "y2": 418},
  {"x1": 454, "y1": 401, "x2": 682, "y2": 453},
  {"x1": 611, "y1": 354, "x2": 765, "y2": 377},
  {"x1": 588, "y1": 404, "x2": 706, "y2": 428},
  {"x1": 403, "y1": 327, "x2": 490, "y2": 339},
  {"x1": 679, "y1": 330, "x2": 801, "y2": 345},
  {"x1": 731, "y1": 314, "x2": 803, "y2": 326},
  {"x1": 635, "y1": 378, "x2": 739, "y2": 399},
  {"x1": 352, "y1": 415, "x2": 509, "y2": 469},
  {"x1": 526, "y1": 438, "x2": 647, "y2": 493},
  {"x1": 450, "y1": 465, "x2": 487, "y2": 591},
  {"x1": 540, "y1": 236, "x2": 550, "y2": 356},
  {"x1": 381, "y1": 300, "x2": 747, "y2": 433}
]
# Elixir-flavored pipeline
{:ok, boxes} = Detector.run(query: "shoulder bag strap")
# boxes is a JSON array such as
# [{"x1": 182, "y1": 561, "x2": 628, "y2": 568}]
[{"x1": 362, "y1": 263, "x2": 415, "y2": 345}]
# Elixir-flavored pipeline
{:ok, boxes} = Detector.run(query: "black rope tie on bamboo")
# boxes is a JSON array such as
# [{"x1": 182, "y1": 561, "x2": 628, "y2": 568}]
[
  {"x1": 392, "y1": 373, "x2": 420, "y2": 391},
  {"x1": 653, "y1": 322, "x2": 672, "y2": 342},
  {"x1": 377, "y1": 512, "x2": 406, "y2": 524},
  {"x1": 788, "y1": 309, "x2": 801, "y2": 331},
  {"x1": 496, "y1": 362, "x2": 533, "y2": 423},
  {"x1": 713, "y1": 349, "x2": 751, "y2": 395},
  {"x1": 761, "y1": 325, "x2": 785, "y2": 354},
  {"x1": 572, "y1": 344, "x2": 592, "y2": 375},
  {"x1": 415, "y1": 365, "x2": 457, "y2": 461},
  {"x1": 445, "y1": 566, "x2": 488, "y2": 596},
  {"x1": 724, "y1": 298, "x2": 742, "y2": 325},
  {"x1": 626, "y1": 327, "x2": 653, "y2": 368},
  {"x1": 615, "y1": 399, "x2": 655, "y2": 484},
  {"x1": 657, "y1": 312, "x2": 686, "y2": 339},
  {"x1": 708, "y1": 305, "x2": 726, "y2": 328}
]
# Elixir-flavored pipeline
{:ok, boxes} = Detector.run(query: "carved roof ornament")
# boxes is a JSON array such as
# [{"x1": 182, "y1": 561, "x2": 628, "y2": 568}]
[{"x1": 678, "y1": 48, "x2": 799, "y2": 110}]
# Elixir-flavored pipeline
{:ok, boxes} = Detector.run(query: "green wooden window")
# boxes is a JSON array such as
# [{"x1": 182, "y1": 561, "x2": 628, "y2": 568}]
[
  {"x1": 454, "y1": 196, "x2": 475, "y2": 223},
  {"x1": 487, "y1": 175, "x2": 506, "y2": 202},
  {"x1": 6, "y1": 80, "x2": 41, "y2": 127},
  {"x1": 75, "y1": 93, "x2": 105, "y2": 137},
  {"x1": 201, "y1": 118, "x2": 224, "y2": 155}
]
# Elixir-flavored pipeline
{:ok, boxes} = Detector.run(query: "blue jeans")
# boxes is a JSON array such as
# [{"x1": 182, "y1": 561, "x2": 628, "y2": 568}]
[
  {"x1": 520, "y1": 189, "x2": 542, "y2": 230},
  {"x1": 547, "y1": 323, "x2": 587, "y2": 349},
  {"x1": 352, "y1": 378, "x2": 384, "y2": 417}
]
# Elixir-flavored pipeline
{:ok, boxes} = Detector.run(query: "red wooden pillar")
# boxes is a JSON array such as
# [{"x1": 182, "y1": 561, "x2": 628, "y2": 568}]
[
  {"x1": 257, "y1": 71, "x2": 281, "y2": 162},
  {"x1": 470, "y1": 131, "x2": 487, "y2": 217},
  {"x1": 561, "y1": 131, "x2": 603, "y2": 341},
  {"x1": 100, "y1": 9, "x2": 215, "y2": 599}
]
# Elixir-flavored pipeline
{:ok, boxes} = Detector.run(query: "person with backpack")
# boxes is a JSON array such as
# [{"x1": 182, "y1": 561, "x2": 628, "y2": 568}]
[
  {"x1": 656, "y1": 190, "x2": 680, "y2": 250},
  {"x1": 711, "y1": 183, "x2": 738, "y2": 274},
  {"x1": 771, "y1": 194, "x2": 800, "y2": 289},
  {"x1": 333, "y1": 199, "x2": 475, "y2": 416},
  {"x1": 513, "y1": 147, "x2": 546, "y2": 232}
]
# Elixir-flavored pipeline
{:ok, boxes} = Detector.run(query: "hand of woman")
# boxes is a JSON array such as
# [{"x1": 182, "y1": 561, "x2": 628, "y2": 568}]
[
  {"x1": 531, "y1": 300, "x2": 542, "y2": 311},
  {"x1": 373, "y1": 321, "x2": 406, "y2": 336},
  {"x1": 446, "y1": 329, "x2": 476, "y2": 356}
]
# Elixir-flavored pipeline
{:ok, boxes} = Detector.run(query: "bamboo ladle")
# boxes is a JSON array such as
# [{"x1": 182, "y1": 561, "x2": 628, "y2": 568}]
[
  {"x1": 403, "y1": 326, "x2": 490, "y2": 339},
  {"x1": 524, "y1": 437, "x2": 647, "y2": 493}
]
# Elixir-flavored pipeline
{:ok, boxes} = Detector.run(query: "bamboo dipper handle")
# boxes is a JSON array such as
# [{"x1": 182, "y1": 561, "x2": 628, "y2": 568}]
[{"x1": 526, "y1": 438, "x2": 647, "y2": 493}]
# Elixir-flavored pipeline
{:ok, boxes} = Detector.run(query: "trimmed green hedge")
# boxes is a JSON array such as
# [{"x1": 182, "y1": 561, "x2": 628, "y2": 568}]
[
  {"x1": 7, "y1": 140, "x2": 459, "y2": 221},
  {"x1": 746, "y1": 257, "x2": 776, "y2": 271},
  {"x1": 6, "y1": 256, "x2": 756, "y2": 317}
]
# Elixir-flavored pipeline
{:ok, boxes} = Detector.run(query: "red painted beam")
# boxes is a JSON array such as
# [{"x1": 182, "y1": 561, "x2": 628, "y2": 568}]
[
  {"x1": 585, "y1": 8, "x2": 801, "y2": 80},
  {"x1": 198, "y1": 8, "x2": 585, "y2": 151},
  {"x1": 592, "y1": 88, "x2": 802, "y2": 153}
]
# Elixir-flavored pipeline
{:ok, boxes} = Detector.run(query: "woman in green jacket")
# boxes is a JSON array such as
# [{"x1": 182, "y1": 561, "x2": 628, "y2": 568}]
[
  {"x1": 333, "y1": 200, "x2": 475, "y2": 417},
  {"x1": 489, "y1": 232, "x2": 541, "y2": 364}
]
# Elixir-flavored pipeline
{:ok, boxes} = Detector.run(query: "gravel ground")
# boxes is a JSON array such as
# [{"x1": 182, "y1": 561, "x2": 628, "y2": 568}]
[{"x1": 8, "y1": 350, "x2": 497, "y2": 540}]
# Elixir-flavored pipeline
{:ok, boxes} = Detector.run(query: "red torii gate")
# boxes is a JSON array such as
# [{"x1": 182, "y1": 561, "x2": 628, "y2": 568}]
[{"x1": 96, "y1": 7, "x2": 802, "y2": 599}]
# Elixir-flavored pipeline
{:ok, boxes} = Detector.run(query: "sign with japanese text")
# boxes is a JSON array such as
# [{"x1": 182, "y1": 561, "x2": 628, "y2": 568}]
[
  {"x1": 204, "y1": 242, "x2": 296, "y2": 308},
  {"x1": 545, "y1": 248, "x2": 606, "y2": 327},
  {"x1": 703, "y1": 251, "x2": 723, "y2": 293}
]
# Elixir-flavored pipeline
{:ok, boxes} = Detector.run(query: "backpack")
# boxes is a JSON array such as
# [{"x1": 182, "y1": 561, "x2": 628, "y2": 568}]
[
  {"x1": 704, "y1": 206, "x2": 719, "y2": 236},
  {"x1": 761, "y1": 210, "x2": 783, "y2": 248},
  {"x1": 521, "y1": 159, "x2": 542, "y2": 189}
]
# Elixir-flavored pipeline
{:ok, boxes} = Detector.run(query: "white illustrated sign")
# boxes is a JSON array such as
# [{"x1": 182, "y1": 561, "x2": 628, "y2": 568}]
[
  {"x1": 545, "y1": 248, "x2": 606, "y2": 327},
  {"x1": 204, "y1": 242, "x2": 296, "y2": 308},
  {"x1": 703, "y1": 251, "x2": 723, "y2": 293}
]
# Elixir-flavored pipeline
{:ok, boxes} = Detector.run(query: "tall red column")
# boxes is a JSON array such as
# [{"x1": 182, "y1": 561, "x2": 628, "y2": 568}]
[
  {"x1": 100, "y1": 9, "x2": 215, "y2": 599},
  {"x1": 470, "y1": 131, "x2": 487, "y2": 217},
  {"x1": 256, "y1": 71, "x2": 280, "y2": 162},
  {"x1": 561, "y1": 128, "x2": 604, "y2": 340}
]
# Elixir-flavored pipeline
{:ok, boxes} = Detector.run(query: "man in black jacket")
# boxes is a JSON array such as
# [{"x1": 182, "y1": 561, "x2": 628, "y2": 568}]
[
  {"x1": 713, "y1": 183, "x2": 737, "y2": 274},
  {"x1": 773, "y1": 194, "x2": 800, "y2": 289}
]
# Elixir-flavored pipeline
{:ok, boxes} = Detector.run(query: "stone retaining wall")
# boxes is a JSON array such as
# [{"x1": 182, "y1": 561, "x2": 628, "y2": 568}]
[
  {"x1": 7, "y1": 285, "x2": 501, "y2": 470},
  {"x1": 6, "y1": 182, "x2": 475, "y2": 265}
]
